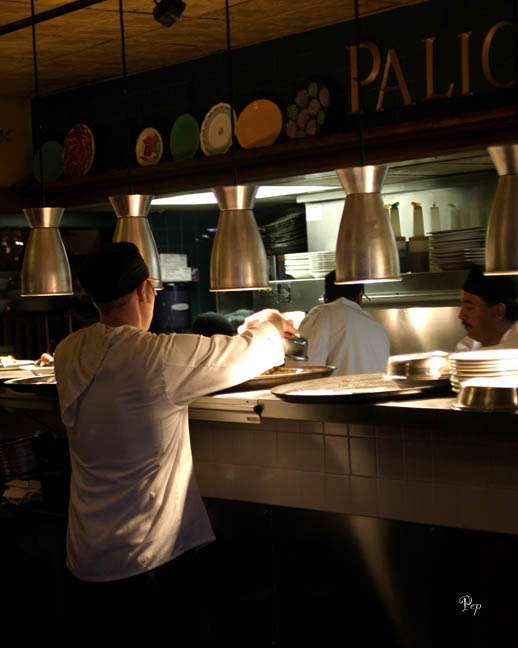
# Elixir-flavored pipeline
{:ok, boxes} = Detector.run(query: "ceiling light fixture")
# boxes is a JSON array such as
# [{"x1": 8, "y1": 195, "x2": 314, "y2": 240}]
[
  {"x1": 334, "y1": 0, "x2": 400, "y2": 285},
  {"x1": 111, "y1": 0, "x2": 162, "y2": 290},
  {"x1": 153, "y1": 0, "x2": 185, "y2": 27},
  {"x1": 484, "y1": 143, "x2": 518, "y2": 275},
  {"x1": 21, "y1": 0, "x2": 73, "y2": 297},
  {"x1": 209, "y1": 0, "x2": 270, "y2": 292}
]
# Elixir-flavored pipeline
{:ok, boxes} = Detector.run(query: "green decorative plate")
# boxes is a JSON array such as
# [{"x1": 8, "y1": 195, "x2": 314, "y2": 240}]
[
  {"x1": 169, "y1": 113, "x2": 200, "y2": 161},
  {"x1": 32, "y1": 140, "x2": 64, "y2": 182}
]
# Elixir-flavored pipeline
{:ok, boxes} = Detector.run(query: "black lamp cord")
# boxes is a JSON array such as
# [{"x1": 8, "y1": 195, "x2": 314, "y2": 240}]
[
  {"x1": 225, "y1": 0, "x2": 238, "y2": 187},
  {"x1": 354, "y1": 0, "x2": 366, "y2": 167},
  {"x1": 119, "y1": 0, "x2": 133, "y2": 194},
  {"x1": 30, "y1": 0, "x2": 46, "y2": 206}
]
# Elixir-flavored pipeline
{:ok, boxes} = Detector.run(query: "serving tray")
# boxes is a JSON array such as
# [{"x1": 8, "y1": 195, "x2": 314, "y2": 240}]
[
  {"x1": 224, "y1": 365, "x2": 335, "y2": 392},
  {"x1": 271, "y1": 373, "x2": 452, "y2": 403}
]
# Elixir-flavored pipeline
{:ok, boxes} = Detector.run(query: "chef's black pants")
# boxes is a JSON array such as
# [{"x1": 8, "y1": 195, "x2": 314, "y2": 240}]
[{"x1": 63, "y1": 547, "x2": 207, "y2": 643}]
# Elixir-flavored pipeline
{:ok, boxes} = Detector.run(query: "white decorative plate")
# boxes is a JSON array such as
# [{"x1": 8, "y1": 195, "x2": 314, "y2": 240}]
[
  {"x1": 135, "y1": 127, "x2": 163, "y2": 166},
  {"x1": 200, "y1": 103, "x2": 237, "y2": 156}
]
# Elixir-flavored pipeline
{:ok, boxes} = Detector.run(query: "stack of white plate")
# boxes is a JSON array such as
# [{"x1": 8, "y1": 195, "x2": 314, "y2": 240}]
[
  {"x1": 449, "y1": 349, "x2": 518, "y2": 392},
  {"x1": 309, "y1": 251, "x2": 335, "y2": 278},
  {"x1": 428, "y1": 227, "x2": 486, "y2": 270},
  {"x1": 284, "y1": 252, "x2": 311, "y2": 279}
]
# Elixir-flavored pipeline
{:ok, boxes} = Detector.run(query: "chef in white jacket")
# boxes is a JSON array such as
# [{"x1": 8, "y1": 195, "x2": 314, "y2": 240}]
[
  {"x1": 456, "y1": 266, "x2": 518, "y2": 350},
  {"x1": 294, "y1": 270, "x2": 390, "y2": 375},
  {"x1": 54, "y1": 242, "x2": 294, "y2": 641}
]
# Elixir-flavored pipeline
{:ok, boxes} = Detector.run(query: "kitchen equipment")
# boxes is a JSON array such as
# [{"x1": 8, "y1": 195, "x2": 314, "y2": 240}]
[
  {"x1": 386, "y1": 351, "x2": 450, "y2": 380},
  {"x1": 390, "y1": 202, "x2": 408, "y2": 273},
  {"x1": 334, "y1": 165, "x2": 401, "y2": 284},
  {"x1": 4, "y1": 375, "x2": 57, "y2": 394},
  {"x1": 271, "y1": 372, "x2": 452, "y2": 403},
  {"x1": 485, "y1": 143, "x2": 518, "y2": 274},
  {"x1": 21, "y1": 207, "x2": 73, "y2": 296},
  {"x1": 210, "y1": 185, "x2": 270, "y2": 291},
  {"x1": 0, "y1": 430, "x2": 44, "y2": 482},
  {"x1": 283, "y1": 332, "x2": 308, "y2": 361},
  {"x1": 452, "y1": 376, "x2": 518, "y2": 412},
  {"x1": 110, "y1": 194, "x2": 162, "y2": 290},
  {"x1": 449, "y1": 349, "x2": 518, "y2": 392},
  {"x1": 225, "y1": 365, "x2": 334, "y2": 391}
]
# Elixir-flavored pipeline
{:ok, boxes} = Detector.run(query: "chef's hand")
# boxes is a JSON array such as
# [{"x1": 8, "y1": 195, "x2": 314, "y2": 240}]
[{"x1": 237, "y1": 309, "x2": 298, "y2": 338}]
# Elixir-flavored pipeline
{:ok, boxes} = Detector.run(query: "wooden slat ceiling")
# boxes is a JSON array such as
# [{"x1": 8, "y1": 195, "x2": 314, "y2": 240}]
[{"x1": 0, "y1": 0, "x2": 427, "y2": 98}]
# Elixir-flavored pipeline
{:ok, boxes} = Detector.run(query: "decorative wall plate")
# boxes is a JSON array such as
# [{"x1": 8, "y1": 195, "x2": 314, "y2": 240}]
[
  {"x1": 170, "y1": 114, "x2": 199, "y2": 160},
  {"x1": 32, "y1": 140, "x2": 64, "y2": 182},
  {"x1": 63, "y1": 123, "x2": 95, "y2": 177},
  {"x1": 136, "y1": 127, "x2": 163, "y2": 166},
  {"x1": 236, "y1": 99, "x2": 282, "y2": 149},
  {"x1": 200, "y1": 103, "x2": 236, "y2": 156}
]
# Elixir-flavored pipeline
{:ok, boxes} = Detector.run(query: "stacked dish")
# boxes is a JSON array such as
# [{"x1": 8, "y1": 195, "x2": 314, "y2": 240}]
[
  {"x1": 428, "y1": 227, "x2": 486, "y2": 270},
  {"x1": 449, "y1": 349, "x2": 518, "y2": 392},
  {"x1": 283, "y1": 252, "x2": 311, "y2": 278},
  {"x1": 452, "y1": 376, "x2": 518, "y2": 412},
  {"x1": 309, "y1": 251, "x2": 335, "y2": 278}
]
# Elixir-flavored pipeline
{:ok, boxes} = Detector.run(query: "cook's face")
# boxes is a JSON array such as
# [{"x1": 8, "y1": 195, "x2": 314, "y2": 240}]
[{"x1": 459, "y1": 291, "x2": 500, "y2": 344}]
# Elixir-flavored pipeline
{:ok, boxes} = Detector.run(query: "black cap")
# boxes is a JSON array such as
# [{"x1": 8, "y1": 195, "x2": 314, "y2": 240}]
[
  {"x1": 79, "y1": 242, "x2": 149, "y2": 304},
  {"x1": 463, "y1": 266, "x2": 518, "y2": 304}
]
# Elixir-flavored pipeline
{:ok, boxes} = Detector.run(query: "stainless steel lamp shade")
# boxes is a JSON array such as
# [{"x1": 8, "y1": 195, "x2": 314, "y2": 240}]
[
  {"x1": 334, "y1": 165, "x2": 401, "y2": 284},
  {"x1": 485, "y1": 144, "x2": 518, "y2": 275},
  {"x1": 110, "y1": 195, "x2": 163, "y2": 289},
  {"x1": 21, "y1": 207, "x2": 73, "y2": 296},
  {"x1": 210, "y1": 185, "x2": 270, "y2": 291}
]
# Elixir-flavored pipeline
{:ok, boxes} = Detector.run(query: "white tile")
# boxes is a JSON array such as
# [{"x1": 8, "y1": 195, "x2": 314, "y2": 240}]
[
  {"x1": 193, "y1": 460, "x2": 212, "y2": 497},
  {"x1": 377, "y1": 438, "x2": 404, "y2": 479},
  {"x1": 349, "y1": 423, "x2": 375, "y2": 438},
  {"x1": 350, "y1": 476, "x2": 377, "y2": 516},
  {"x1": 253, "y1": 429, "x2": 277, "y2": 467},
  {"x1": 324, "y1": 422, "x2": 348, "y2": 437},
  {"x1": 300, "y1": 421, "x2": 324, "y2": 434},
  {"x1": 324, "y1": 474, "x2": 351, "y2": 513},
  {"x1": 458, "y1": 486, "x2": 490, "y2": 532},
  {"x1": 324, "y1": 435, "x2": 350, "y2": 474},
  {"x1": 488, "y1": 489, "x2": 518, "y2": 535},
  {"x1": 375, "y1": 425, "x2": 402, "y2": 439},
  {"x1": 209, "y1": 463, "x2": 238, "y2": 500},
  {"x1": 212, "y1": 427, "x2": 255, "y2": 465},
  {"x1": 492, "y1": 441, "x2": 518, "y2": 489},
  {"x1": 298, "y1": 471, "x2": 325, "y2": 510},
  {"x1": 433, "y1": 483, "x2": 461, "y2": 528},
  {"x1": 377, "y1": 478, "x2": 405, "y2": 520},
  {"x1": 404, "y1": 439, "x2": 433, "y2": 482},
  {"x1": 278, "y1": 432, "x2": 324, "y2": 472},
  {"x1": 350, "y1": 437, "x2": 377, "y2": 476},
  {"x1": 403, "y1": 481, "x2": 435, "y2": 525},
  {"x1": 189, "y1": 425, "x2": 213, "y2": 462}
]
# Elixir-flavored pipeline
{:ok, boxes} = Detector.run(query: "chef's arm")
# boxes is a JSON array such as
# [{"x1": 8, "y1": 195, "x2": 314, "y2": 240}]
[{"x1": 238, "y1": 309, "x2": 298, "y2": 337}]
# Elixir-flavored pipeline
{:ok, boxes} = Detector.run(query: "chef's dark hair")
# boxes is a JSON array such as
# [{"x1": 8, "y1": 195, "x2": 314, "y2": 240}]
[
  {"x1": 463, "y1": 267, "x2": 518, "y2": 322},
  {"x1": 79, "y1": 242, "x2": 149, "y2": 305},
  {"x1": 324, "y1": 270, "x2": 364, "y2": 303}
]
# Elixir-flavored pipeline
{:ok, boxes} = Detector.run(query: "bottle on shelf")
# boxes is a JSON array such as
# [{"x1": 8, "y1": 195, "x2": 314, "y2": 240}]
[
  {"x1": 389, "y1": 202, "x2": 408, "y2": 273},
  {"x1": 409, "y1": 201, "x2": 429, "y2": 272}
]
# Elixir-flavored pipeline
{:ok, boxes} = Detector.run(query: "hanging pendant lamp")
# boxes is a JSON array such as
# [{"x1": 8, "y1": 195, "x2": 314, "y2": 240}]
[
  {"x1": 210, "y1": 185, "x2": 270, "y2": 291},
  {"x1": 484, "y1": 144, "x2": 518, "y2": 275},
  {"x1": 21, "y1": 207, "x2": 73, "y2": 296},
  {"x1": 334, "y1": 165, "x2": 401, "y2": 284},
  {"x1": 110, "y1": 194, "x2": 163, "y2": 290}
]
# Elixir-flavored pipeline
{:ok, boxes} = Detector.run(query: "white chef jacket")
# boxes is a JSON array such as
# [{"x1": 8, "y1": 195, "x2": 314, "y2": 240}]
[
  {"x1": 455, "y1": 321, "x2": 518, "y2": 352},
  {"x1": 295, "y1": 297, "x2": 390, "y2": 375},
  {"x1": 54, "y1": 321, "x2": 284, "y2": 582}
]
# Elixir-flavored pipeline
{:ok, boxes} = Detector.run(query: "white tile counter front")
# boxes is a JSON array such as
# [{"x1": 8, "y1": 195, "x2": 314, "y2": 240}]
[{"x1": 189, "y1": 390, "x2": 518, "y2": 536}]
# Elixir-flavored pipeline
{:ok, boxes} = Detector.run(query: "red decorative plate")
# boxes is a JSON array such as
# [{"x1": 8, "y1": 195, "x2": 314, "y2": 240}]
[{"x1": 63, "y1": 123, "x2": 95, "y2": 177}]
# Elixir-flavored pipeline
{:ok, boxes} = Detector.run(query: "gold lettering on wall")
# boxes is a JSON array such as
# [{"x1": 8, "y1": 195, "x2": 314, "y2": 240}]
[
  {"x1": 376, "y1": 48, "x2": 415, "y2": 111},
  {"x1": 482, "y1": 20, "x2": 515, "y2": 88},
  {"x1": 423, "y1": 36, "x2": 454, "y2": 100},
  {"x1": 458, "y1": 32, "x2": 473, "y2": 96},
  {"x1": 348, "y1": 42, "x2": 381, "y2": 113}
]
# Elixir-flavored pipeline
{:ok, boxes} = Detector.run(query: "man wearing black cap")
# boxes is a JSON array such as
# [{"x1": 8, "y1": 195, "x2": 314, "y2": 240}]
[
  {"x1": 457, "y1": 267, "x2": 518, "y2": 350},
  {"x1": 292, "y1": 270, "x2": 390, "y2": 375},
  {"x1": 53, "y1": 242, "x2": 294, "y2": 639}
]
